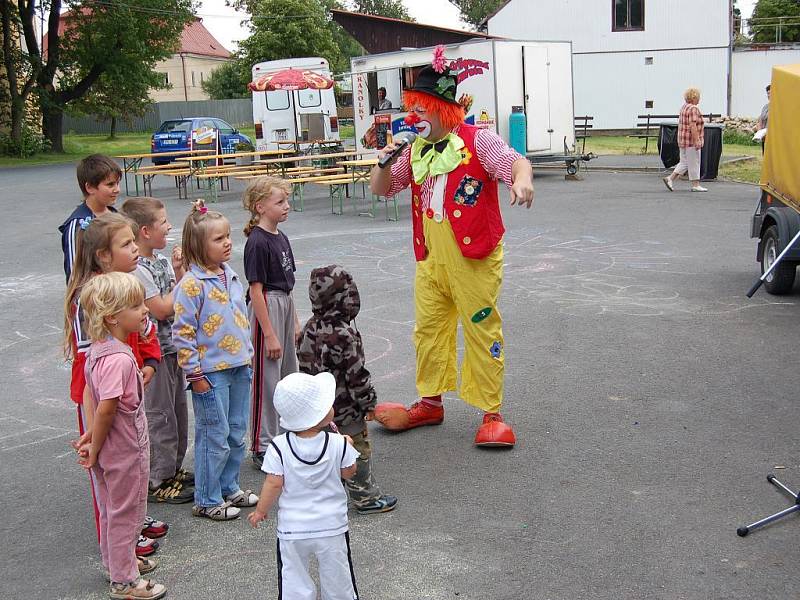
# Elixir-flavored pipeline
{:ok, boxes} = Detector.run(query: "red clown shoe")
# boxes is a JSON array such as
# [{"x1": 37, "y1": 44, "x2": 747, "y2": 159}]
[
  {"x1": 373, "y1": 401, "x2": 444, "y2": 431},
  {"x1": 474, "y1": 413, "x2": 516, "y2": 447}
]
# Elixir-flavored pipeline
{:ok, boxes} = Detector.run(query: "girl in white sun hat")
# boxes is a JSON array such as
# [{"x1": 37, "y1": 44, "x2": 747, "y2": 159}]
[{"x1": 248, "y1": 371, "x2": 361, "y2": 600}]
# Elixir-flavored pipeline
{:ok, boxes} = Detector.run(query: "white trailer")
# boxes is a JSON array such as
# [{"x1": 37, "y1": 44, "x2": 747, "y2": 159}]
[
  {"x1": 251, "y1": 57, "x2": 340, "y2": 151},
  {"x1": 350, "y1": 39, "x2": 586, "y2": 171}
]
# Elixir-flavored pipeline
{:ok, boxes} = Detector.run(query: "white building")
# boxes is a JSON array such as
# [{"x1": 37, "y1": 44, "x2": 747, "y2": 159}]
[{"x1": 486, "y1": 0, "x2": 793, "y2": 129}]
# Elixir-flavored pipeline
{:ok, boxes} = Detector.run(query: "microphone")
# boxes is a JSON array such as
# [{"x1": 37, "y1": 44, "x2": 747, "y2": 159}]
[{"x1": 377, "y1": 131, "x2": 417, "y2": 168}]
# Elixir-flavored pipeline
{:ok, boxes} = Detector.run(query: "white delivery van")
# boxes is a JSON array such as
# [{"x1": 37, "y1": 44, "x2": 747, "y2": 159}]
[
  {"x1": 251, "y1": 57, "x2": 340, "y2": 151},
  {"x1": 351, "y1": 39, "x2": 582, "y2": 170}
]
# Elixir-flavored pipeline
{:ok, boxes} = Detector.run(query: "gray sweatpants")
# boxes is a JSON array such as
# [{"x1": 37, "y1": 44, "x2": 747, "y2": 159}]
[
  {"x1": 249, "y1": 290, "x2": 297, "y2": 454},
  {"x1": 143, "y1": 353, "x2": 188, "y2": 487}
]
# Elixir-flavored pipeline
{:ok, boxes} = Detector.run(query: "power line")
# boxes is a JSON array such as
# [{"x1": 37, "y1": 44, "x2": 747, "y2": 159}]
[{"x1": 78, "y1": 0, "x2": 321, "y2": 20}]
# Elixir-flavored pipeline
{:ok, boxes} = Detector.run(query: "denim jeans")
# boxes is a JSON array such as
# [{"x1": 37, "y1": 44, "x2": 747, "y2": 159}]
[{"x1": 192, "y1": 365, "x2": 252, "y2": 507}]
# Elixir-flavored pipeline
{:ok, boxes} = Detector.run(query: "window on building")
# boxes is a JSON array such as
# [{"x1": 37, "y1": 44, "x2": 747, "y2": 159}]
[
  {"x1": 613, "y1": 0, "x2": 644, "y2": 31},
  {"x1": 160, "y1": 72, "x2": 170, "y2": 86},
  {"x1": 200, "y1": 72, "x2": 204, "y2": 84},
  {"x1": 191, "y1": 71, "x2": 196, "y2": 87}
]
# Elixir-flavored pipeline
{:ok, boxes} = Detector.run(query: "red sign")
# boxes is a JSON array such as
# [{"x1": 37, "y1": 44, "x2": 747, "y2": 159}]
[{"x1": 449, "y1": 58, "x2": 491, "y2": 83}]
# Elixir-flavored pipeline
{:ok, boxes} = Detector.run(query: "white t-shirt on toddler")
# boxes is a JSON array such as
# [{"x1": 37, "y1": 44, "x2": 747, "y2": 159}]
[{"x1": 263, "y1": 431, "x2": 359, "y2": 540}]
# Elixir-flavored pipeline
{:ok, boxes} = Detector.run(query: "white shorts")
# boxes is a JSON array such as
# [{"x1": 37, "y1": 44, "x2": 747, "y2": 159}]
[
  {"x1": 277, "y1": 533, "x2": 359, "y2": 600},
  {"x1": 673, "y1": 146, "x2": 701, "y2": 181}
]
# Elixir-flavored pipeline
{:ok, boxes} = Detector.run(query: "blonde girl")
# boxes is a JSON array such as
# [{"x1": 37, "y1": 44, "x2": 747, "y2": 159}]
[
  {"x1": 76, "y1": 272, "x2": 166, "y2": 600},
  {"x1": 172, "y1": 200, "x2": 257, "y2": 520},
  {"x1": 241, "y1": 177, "x2": 300, "y2": 467},
  {"x1": 64, "y1": 213, "x2": 166, "y2": 556}
]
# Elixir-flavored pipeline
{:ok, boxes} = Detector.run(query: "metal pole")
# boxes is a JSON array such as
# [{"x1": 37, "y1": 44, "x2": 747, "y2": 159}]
[{"x1": 292, "y1": 90, "x2": 300, "y2": 153}]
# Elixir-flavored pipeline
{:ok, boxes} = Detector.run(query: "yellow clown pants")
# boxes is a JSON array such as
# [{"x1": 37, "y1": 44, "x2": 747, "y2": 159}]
[{"x1": 413, "y1": 218, "x2": 504, "y2": 413}]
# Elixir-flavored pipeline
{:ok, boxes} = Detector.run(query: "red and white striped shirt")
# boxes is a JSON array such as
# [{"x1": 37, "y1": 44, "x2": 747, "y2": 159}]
[{"x1": 387, "y1": 127, "x2": 523, "y2": 210}]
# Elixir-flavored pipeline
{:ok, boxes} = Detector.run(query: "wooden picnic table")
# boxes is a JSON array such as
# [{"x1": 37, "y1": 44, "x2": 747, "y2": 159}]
[
  {"x1": 255, "y1": 151, "x2": 360, "y2": 192},
  {"x1": 173, "y1": 149, "x2": 292, "y2": 163},
  {"x1": 254, "y1": 151, "x2": 357, "y2": 172},
  {"x1": 338, "y1": 157, "x2": 378, "y2": 167},
  {"x1": 115, "y1": 149, "x2": 215, "y2": 196},
  {"x1": 276, "y1": 139, "x2": 342, "y2": 153}
]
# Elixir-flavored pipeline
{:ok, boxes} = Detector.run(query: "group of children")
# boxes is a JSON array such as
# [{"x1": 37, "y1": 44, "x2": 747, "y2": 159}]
[{"x1": 62, "y1": 154, "x2": 396, "y2": 599}]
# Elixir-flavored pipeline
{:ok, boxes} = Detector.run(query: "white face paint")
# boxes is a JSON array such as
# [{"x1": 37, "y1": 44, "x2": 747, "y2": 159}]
[{"x1": 415, "y1": 120, "x2": 432, "y2": 139}]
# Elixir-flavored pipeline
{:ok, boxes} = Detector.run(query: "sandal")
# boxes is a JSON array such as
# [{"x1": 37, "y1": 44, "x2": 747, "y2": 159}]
[
  {"x1": 103, "y1": 557, "x2": 158, "y2": 582},
  {"x1": 226, "y1": 489, "x2": 259, "y2": 508},
  {"x1": 109, "y1": 578, "x2": 166, "y2": 599},
  {"x1": 192, "y1": 501, "x2": 241, "y2": 521}
]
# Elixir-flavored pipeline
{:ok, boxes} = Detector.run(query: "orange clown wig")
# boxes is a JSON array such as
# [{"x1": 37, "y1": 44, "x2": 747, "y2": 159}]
[{"x1": 402, "y1": 89, "x2": 465, "y2": 131}]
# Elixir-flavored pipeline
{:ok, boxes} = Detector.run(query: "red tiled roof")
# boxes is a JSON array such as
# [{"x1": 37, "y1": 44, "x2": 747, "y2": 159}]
[
  {"x1": 179, "y1": 18, "x2": 231, "y2": 59},
  {"x1": 45, "y1": 14, "x2": 230, "y2": 59}
]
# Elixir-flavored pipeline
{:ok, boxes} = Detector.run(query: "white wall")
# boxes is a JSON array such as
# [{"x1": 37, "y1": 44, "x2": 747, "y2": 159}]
[
  {"x1": 730, "y1": 47, "x2": 800, "y2": 117},
  {"x1": 489, "y1": 0, "x2": 730, "y2": 53},
  {"x1": 488, "y1": 0, "x2": 732, "y2": 129},
  {"x1": 574, "y1": 48, "x2": 729, "y2": 129}
]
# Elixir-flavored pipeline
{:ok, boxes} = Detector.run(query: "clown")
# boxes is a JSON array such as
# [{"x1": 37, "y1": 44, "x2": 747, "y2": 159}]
[{"x1": 369, "y1": 46, "x2": 534, "y2": 447}]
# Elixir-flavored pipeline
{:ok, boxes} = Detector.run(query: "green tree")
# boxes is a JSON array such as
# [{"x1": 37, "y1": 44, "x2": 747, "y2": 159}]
[
  {"x1": 72, "y1": 62, "x2": 166, "y2": 138},
  {"x1": 447, "y1": 0, "x2": 506, "y2": 29},
  {"x1": 202, "y1": 60, "x2": 251, "y2": 99},
  {"x1": 6, "y1": 0, "x2": 193, "y2": 153},
  {"x1": 1, "y1": 1, "x2": 37, "y2": 150},
  {"x1": 320, "y1": 0, "x2": 364, "y2": 73},
  {"x1": 234, "y1": 0, "x2": 343, "y2": 71},
  {"x1": 349, "y1": 0, "x2": 410, "y2": 20},
  {"x1": 750, "y1": 0, "x2": 800, "y2": 43}
]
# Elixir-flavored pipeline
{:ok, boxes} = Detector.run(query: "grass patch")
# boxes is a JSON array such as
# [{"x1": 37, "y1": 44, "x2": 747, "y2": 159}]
[
  {"x1": 582, "y1": 135, "x2": 659, "y2": 156},
  {"x1": 0, "y1": 125, "x2": 359, "y2": 168},
  {"x1": 719, "y1": 157, "x2": 761, "y2": 184},
  {"x1": 339, "y1": 124, "x2": 354, "y2": 139},
  {"x1": 0, "y1": 132, "x2": 153, "y2": 168}
]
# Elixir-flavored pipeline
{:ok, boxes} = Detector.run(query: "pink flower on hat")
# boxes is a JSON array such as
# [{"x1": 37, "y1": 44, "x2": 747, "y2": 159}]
[{"x1": 432, "y1": 45, "x2": 447, "y2": 74}]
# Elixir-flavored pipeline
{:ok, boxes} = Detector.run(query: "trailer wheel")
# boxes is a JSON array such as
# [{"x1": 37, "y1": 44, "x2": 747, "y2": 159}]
[
  {"x1": 761, "y1": 225, "x2": 797, "y2": 295},
  {"x1": 566, "y1": 163, "x2": 578, "y2": 175}
]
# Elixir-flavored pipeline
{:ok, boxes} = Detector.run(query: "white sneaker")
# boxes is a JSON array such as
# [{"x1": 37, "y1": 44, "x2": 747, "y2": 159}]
[
  {"x1": 662, "y1": 176, "x2": 674, "y2": 191},
  {"x1": 226, "y1": 489, "x2": 259, "y2": 507},
  {"x1": 691, "y1": 186, "x2": 708, "y2": 192}
]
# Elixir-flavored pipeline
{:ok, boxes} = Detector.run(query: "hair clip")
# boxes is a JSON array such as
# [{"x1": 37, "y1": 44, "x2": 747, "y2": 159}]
[{"x1": 79, "y1": 216, "x2": 93, "y2": 230}]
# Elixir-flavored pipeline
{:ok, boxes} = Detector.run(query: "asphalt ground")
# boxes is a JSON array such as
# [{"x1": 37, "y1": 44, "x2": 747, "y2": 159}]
[{"x1": 2, "y1": 162, "x2": 800, "y2": 600}]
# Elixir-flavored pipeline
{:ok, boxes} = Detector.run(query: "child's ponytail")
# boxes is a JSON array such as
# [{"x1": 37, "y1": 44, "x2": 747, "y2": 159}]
[
  {"x1": 242, "y1": 176, "x2": 292, "y2": 236},
  {"x1": 181, "y1": 199, "x2": 227, "y2": 270}
]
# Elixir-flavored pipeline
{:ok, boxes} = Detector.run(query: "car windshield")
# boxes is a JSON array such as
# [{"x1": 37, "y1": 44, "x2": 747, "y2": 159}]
[{"x1": 158, "y1": 120, "x2": 192, "y2": 133}]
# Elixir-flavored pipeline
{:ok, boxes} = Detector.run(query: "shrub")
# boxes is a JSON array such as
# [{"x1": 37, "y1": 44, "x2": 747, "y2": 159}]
[
  {"x1": 0, "y1": 126, "x2": 52, "y2": 157},
  {"x1": 722, "y1": 129, "x2": 759, "y2": 146}
]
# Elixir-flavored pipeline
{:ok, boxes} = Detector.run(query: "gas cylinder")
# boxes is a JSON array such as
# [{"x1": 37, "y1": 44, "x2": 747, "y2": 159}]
[{"x1": 509, "y1": 106, "x2": 526, "y2": 155}]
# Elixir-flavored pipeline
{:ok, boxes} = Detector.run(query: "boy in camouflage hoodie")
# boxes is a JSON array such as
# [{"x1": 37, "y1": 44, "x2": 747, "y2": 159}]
[{"x1": 297, "y1": 265, "x2": 398, "y2": 514}]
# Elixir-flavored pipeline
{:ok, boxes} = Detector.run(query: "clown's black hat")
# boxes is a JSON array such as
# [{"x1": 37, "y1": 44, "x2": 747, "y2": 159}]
[{"x1": 410, "y1": 65, "x2": 459, "y2": 105}]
